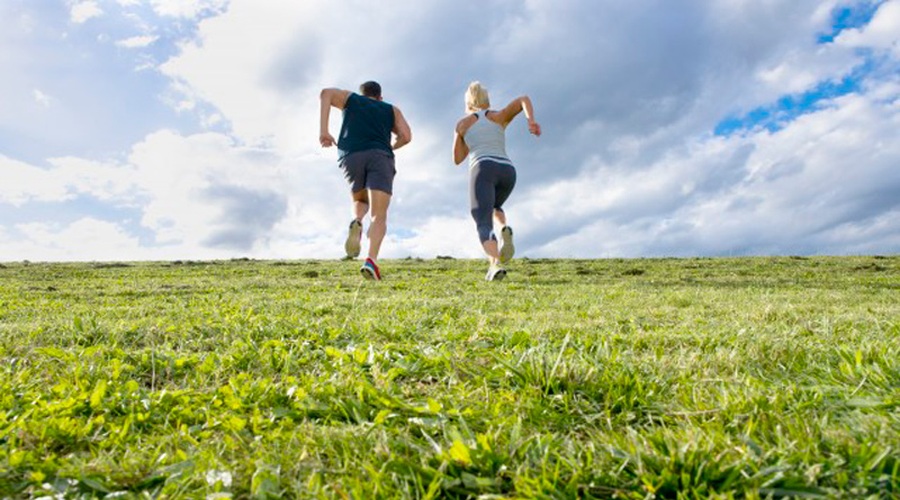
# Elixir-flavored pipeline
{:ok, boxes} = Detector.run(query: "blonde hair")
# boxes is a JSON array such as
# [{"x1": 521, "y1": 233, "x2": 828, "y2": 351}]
[{"x1": 465, "y1": 81, "x2": 490, "y2": 112}]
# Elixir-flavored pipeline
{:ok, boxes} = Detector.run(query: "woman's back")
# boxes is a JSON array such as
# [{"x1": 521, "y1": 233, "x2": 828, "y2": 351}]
[{"x1": 464, "y1": 112, "x2": 511, "y2": 166}]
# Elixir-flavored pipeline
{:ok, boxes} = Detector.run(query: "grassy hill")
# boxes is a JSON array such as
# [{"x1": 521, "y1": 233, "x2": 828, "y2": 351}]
[{"x1": 0, "y1": 257, "x2": 898, "y2": 498}]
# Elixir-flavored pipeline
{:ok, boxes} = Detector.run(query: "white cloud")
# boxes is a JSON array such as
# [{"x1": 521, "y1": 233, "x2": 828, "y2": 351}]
[
  {"x1": 514, "y1": 78, "x2": 900, "y2": 257},
  {"x1": 835, "y1": 0, "x2": 900, "y2": 57},
  {"x1": 2, "y1": 0, "x2": 899, "y2": 261},
  {"x1": 149, "y1": 0, "x2": 228, "y2": 19},
  {"x1": 9, "y1": 218, "x2": 141, "y2": 262},
  {"x1": 754, "y1": 43, "x2": 858, "y2": 94},
  {"x1": 1, "y1": 156, "x2": 70, "y2": 206},
  {"x1": 0, "y1": 154, "x2": 137, "y2": 207},
  {"x1": 32, "y1": 89, "x2": 53, "y2": 107},
  {"x1": 47, "y1": 157, "x2": 140, "y2": 202},
  {"x1": 116, "y1": 35, "x2": 158, "y2": 48},
  {"x1": 159, "y1": 1, "x2": 326, "y2": 153},
  {"x1": 69, "y1": 1, "x2": 103, "y2": 24},
  {"x1": 124, "y1": 130, "x2": 291, "y2": 251},
  {"x1": 393, "y1": 216, "x2": 484, "y2": 259},
  {"x1": 3, "y1": 131, "x2": 327, "y2": 260}
]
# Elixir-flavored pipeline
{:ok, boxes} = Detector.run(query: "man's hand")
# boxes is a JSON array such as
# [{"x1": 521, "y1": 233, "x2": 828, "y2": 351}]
[
  {"x1": 528, "y1": 120, "x2": 542, "y2": 137},
  {"x1": 320, "y1": 132, "x2": 336, "y2": 148}
]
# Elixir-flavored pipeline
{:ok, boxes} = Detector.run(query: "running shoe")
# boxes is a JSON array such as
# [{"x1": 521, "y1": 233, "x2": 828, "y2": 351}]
[
  {"x1": 485, "y1": 264, "x2": 507, "y2": 282},
  {"x1": 499, "y1": 226, "x2": 515, "y2": 264},
  {"x1": 345, "y1": 219, "x2": 362, "y2": 258},
  {"x1": 360, "y1": 258, "x2": 381, "y2": 281}
]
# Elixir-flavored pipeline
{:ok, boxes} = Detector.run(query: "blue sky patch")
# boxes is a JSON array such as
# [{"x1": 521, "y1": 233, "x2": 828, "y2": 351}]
[
  {"x1": 714, "y1": 73, "x2": 864, "y2": 136},
  {"x1": 715, "y1": 2, "x2": 883, "y2": 137},
  {"x1": 817, "y1": 1, "x2": 883, "y2": 44}
]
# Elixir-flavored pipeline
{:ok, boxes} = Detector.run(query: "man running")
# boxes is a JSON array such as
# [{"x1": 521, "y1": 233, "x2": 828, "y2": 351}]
[{"x1": 319, "y1": 81, "x2": 411, "y2": 280}]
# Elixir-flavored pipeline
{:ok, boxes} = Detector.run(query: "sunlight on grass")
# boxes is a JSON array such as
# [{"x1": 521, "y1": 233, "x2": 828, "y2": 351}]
[{"x1": 0, "y1": 257, "x2": 897, "y2": 497}]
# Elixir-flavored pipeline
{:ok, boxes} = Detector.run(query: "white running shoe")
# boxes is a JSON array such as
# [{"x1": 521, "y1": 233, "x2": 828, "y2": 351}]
[
  {"x1": 345, "y1": 219, "x2": 362, "y2": 258},
  {"x1": 485, "y1": 264, "x2": 507, "y2": 282},
  {"x1": 499, "y1": 226, "x2": 515, "y2": 264}
]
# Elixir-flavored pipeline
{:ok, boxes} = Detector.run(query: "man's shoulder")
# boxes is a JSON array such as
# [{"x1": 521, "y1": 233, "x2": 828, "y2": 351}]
[{"x1": 345, "y1": 92, "x2": 362, "y2": 107}]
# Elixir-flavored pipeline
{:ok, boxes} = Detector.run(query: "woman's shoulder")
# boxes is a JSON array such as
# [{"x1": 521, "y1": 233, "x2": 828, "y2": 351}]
[{"x1": 456, "y1": 113, "x2": 478, "y2": 131}]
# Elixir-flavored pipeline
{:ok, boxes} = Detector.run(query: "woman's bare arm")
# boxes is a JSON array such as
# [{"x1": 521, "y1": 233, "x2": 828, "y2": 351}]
[
  {"x1": 494, "y1": 95, "x2": 541, "y2": 136},
  {"x1": 452, "y1": 116, "x2": 476, "y2": 165}
]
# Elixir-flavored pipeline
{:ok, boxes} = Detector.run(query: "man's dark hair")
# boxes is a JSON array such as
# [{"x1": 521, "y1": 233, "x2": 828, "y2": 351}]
[{"x1": 360, "y1": 81, "x2": 382, "y2": 98}]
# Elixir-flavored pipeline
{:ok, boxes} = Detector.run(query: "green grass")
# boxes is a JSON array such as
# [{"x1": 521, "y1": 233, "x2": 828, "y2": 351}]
[{"x1": 0, "y1": 256, "x2": 898, "y2": 498}]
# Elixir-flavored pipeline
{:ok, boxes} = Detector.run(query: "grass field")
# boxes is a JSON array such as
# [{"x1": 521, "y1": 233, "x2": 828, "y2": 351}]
[{"x1": 0, "y1": 256, "x2": 898, "y2": 499}]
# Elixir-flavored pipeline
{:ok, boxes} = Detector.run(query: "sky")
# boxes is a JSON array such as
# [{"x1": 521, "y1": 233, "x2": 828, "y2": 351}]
[{"x1": 1, "y1": 0, "x2": 899, "y2": 262}]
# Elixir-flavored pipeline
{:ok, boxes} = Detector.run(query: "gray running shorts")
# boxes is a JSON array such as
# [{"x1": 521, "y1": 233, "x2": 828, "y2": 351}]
[{"x1": 339, "y1": 149, "x2": 396, "y2": 195}]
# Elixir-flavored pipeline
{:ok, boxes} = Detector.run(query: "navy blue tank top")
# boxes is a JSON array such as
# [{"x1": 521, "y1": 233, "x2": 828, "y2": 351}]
[{"x1": 337, "y1": 93, "x2": 395, "y2": 159}]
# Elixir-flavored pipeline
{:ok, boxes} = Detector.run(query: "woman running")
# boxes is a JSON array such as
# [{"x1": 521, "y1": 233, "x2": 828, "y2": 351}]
[{"x1": 453, "y1": 81, "x2": 541, "y2": 281}]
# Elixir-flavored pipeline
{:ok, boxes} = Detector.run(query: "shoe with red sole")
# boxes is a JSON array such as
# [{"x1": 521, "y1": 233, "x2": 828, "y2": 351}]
[{"x1": 360, "y1": 258, "x2": 381, "y2": 281}]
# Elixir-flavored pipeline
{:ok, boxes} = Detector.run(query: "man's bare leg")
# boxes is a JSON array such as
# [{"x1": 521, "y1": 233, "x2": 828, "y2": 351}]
[
  {"x1": 352, "y1": 189, "x2": 369, "y2": 223},
  {"x1": 366, "y1": 189, "x2": 391, "y2": 261}
]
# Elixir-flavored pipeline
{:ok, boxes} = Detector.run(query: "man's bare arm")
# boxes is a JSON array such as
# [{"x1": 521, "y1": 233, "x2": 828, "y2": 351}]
[
  {"x1": 392, "y1": 106, "x2": 412, "y2": 150},
  {"x1": 319, "y1": 88, "x2": 351, "y2": 147}
]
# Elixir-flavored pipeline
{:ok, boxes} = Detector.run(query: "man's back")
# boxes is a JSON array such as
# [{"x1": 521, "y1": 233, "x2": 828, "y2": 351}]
[{"x1": 338, "y1": 93, "x2": 395, "y2": 159}]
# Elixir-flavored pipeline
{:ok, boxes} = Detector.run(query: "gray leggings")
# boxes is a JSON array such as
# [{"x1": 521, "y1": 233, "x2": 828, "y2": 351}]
[{"x1": 469, "y1": 159, "x2": 517, "y2": 243}]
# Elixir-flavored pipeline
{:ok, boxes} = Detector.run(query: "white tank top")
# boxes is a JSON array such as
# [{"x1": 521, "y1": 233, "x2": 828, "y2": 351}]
[{"x1": 464, "y1": 112, "x2": 512, "y2": 168}]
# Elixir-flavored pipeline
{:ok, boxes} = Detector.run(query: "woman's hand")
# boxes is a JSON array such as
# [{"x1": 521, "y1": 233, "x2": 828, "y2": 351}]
[{"x1": 528, "y1": 119, "x2": 542, "y2": 137}]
